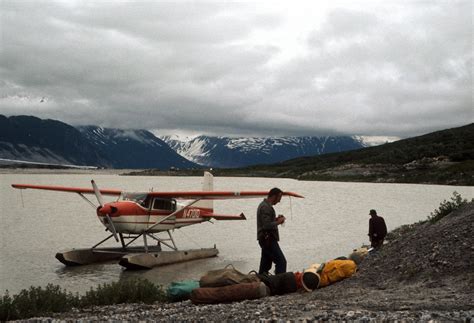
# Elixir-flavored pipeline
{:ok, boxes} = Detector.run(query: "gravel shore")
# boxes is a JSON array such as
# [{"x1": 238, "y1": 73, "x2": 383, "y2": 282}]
[
  {"x1": 36, "y1": 296, "x2": 473, "y2": 322},
  {"x1": 23, "y1": 202, "x2": 474, "y2": 322}
]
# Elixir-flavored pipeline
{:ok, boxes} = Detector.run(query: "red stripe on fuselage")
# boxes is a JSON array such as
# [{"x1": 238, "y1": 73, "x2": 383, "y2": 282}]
[
  {"x1": 97, "y1": 201, "x2": 213, "y2": 218},
  {"x1": 102, "y1": 218, "x2": 204, "y2": 225}
]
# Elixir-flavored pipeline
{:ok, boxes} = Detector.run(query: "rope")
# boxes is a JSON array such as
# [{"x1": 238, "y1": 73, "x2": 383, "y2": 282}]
[
  {"x1": 289, "y1": 196, "x2": 293, "y2": 220},
  {"x1": 176, "y1": 227, "x2": 202, "y2": 249}
]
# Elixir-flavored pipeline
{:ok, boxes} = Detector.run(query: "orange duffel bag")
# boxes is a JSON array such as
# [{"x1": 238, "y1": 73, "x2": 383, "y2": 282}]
[{"x1": 318, "y1": 259, "x2": 357, "y2": 288}]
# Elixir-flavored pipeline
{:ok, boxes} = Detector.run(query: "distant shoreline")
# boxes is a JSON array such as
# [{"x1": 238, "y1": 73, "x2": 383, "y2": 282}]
[
  {"x1": 0, "y1": 167, "x2": 128, "y2": 175},
  {"x1": 1, "y1": 167, "x2": 473, "y2": 187}
]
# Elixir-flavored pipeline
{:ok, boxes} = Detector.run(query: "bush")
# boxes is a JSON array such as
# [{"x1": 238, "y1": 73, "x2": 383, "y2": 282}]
[
  {"x1": 81, "y1": 278, "x2": 167, "y2": 307},
  {"x1": 427, "y1": 191, "x2": 473, "y2": 223},
  {"x1": 0, "y1": 292, "x2": 14, "y2": 321},
  {"x1": 0, "y1": 284, "x2": 80, "y2": 321},
  {"x1": 0, "y1": 279, "x2": 167, "y2": 321}
]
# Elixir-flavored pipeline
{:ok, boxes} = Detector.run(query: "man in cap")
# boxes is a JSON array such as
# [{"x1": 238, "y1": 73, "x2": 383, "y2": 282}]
[
  {"x1": 368, "y1": 209, "x2": 387, "y2": 248},
  {"x1": 257, "y1": 187, "x2": 286, "y2": 274}
]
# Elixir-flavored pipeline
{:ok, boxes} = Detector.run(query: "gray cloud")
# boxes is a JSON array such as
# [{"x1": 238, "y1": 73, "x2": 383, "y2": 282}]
[{"x1": 0, "y1": 1, "x2": 472, "y2": 138}]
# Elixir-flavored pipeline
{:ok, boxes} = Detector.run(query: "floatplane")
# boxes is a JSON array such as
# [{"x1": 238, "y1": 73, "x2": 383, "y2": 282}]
[{"x1": 12, "y1": 172, "x2": 303, "y2": 269}]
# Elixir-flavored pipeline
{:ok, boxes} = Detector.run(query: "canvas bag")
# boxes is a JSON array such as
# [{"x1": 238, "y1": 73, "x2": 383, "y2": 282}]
[
  {"x1": 190, "y1": 282, "x2": 268, "y2": 304},
  {"x1": 199, "y1": 264, "x2": 260, "y2": 287}
]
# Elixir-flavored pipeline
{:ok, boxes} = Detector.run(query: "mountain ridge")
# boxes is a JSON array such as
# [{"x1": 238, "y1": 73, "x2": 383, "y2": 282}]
[
  {"x1": 0, "y1": 115, "x2": 110, "y2": 167},
  {"x1": 160, "y1": 135, "x2": 370, "y2": 168},
  {"x1": 1, "y1": 114, "x2": 383, "y2": 169},
  {"x1": 211, "y1": 123, "x2": 474, "y2": 185},
  {"x1": 0, "y1": 115, "x2": 198, "y2": 169}
]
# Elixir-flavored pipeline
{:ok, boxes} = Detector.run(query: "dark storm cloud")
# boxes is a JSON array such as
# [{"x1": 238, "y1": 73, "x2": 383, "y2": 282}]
[{"x1": 0, "y1": 1, "x2": 471, "y2": 138}]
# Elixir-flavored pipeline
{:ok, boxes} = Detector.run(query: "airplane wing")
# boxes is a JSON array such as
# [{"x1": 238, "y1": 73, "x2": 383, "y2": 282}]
[
  {"x1": 11, "y1": 184, "x2": 122, "y2": 196},
  {"x1": 146, "y1": 191, "x2": 304, "y2": 199},
  {"x1": 11, "y1": 185, "x2": 304, "y2": 199}
]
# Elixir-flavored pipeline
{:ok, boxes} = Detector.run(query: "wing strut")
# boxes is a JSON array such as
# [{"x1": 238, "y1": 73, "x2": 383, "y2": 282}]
[
  {"x1": 77, "y1": 193, "x2": 97, "y2": 209},
  {"x1": 145, "y1": 199, "x2": 202, "y2": 233}
]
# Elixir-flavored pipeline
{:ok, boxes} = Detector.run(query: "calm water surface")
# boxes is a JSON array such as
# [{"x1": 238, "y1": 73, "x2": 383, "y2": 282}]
[{"x1": 1, "y1": 172, "x2": 472, "y2": 294}]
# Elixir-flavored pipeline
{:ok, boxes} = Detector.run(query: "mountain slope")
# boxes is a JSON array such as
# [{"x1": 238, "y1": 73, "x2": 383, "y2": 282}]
[
  {"x1": 160, "y1": 135, "x2": 366, "y2": 168},
  {"x1": 0, "y1": 115, "x2": 199, "y2": 169},
  {"x1": 76, "y1": 126, "x2": 198, "y2": 169},
  {"x1": 0, "y1": 115, "x2": 109, "y2": 166},
  {"x1": 221, "y1": 123, "x2": 474, "y2": 185}
]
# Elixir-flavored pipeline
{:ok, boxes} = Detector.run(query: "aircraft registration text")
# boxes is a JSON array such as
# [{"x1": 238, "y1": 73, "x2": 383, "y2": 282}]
[{"x1": 183, "y1": 208, "x2": 201, "y2": 218}]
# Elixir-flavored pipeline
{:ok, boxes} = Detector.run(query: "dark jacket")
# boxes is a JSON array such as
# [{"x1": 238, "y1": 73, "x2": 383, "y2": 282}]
[
  {"x1": 257, "y1": 199, "x2": 279, "y2": 241},
  {"x1": 369, "y1": 215, "x2": 387, "y2": 241}
]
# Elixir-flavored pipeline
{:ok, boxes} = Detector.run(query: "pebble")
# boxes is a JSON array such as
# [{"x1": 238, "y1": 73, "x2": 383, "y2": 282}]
[{"x1": 21, "y1": 298, "x2": 473, "y2": 322}]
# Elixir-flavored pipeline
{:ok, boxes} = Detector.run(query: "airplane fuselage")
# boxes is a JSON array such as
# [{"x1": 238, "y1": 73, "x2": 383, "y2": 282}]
[{"x1": 96, "y1": 199, "x2": 211, "y2": 234}]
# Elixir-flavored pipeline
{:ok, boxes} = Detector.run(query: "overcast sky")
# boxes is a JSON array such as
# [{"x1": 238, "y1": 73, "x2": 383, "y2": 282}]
[{"x1": 0, "y1": 0, "x2": 472, "y2": 138}]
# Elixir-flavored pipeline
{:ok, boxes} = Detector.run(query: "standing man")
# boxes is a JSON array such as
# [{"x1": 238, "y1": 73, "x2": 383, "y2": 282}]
[
  {"x1": 257, "y1": 187, "x2": 287, "y2": 275},
  {"x1": 368, "y1": 209, "x2": 387, "y2": 249}
]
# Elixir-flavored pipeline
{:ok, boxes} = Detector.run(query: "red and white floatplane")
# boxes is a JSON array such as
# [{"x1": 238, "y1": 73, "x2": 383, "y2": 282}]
[{"x1": 12, "y1": 172, "x2": 303, "y2": 269}]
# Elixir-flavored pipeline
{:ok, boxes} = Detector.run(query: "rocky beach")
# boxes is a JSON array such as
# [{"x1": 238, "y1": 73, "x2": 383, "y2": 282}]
[{"x1": 18, "y1": 202, "x2": 474, "y2": 322}]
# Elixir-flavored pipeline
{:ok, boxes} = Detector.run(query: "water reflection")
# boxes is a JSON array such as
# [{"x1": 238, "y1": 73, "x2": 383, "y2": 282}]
[{"x1": 56, "y1": 262, "x2": 118, "y2": 278}]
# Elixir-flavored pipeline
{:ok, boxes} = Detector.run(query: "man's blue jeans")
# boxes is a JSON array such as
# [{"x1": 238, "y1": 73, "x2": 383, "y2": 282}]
[{"x1": 258, "y1": 238, "x2": 287, "y2": 274}]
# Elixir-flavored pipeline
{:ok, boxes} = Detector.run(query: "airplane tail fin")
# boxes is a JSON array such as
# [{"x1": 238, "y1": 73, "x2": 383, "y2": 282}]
[
  {"x1": 194, "y1": 171, "x2": 214, "y2": 211},
  {"x1": 202, "y1": 171, "x2": 213, "y2": 191}
]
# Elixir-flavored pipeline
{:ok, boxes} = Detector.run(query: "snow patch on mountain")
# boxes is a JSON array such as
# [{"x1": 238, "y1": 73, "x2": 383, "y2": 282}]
[
  {"x1": 82, "y1": 127, "x2": 166, "y2": 148},
  {"x1": 159, "y1": 135, "x2": 366, "y2": 168},
  {"x1": 353, "y1": 135, "x2": 400, "y2": 147},
  {"x1": 77, "y1": 126, "x2": 198, "y2": 169}
]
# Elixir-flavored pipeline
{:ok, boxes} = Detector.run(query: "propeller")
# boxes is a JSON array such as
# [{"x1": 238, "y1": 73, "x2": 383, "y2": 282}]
[{"x1": 92, "y1": 180, "x2": 119, "y2": 242}]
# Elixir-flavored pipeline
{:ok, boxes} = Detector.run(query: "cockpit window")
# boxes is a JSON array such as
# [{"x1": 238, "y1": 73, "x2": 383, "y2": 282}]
[
  {"x1": 121, "y1": 192, "x2": 150, "y2": 207},
  {"x1": 152, "y1": 198, "x2": 176, "y2": 211}
]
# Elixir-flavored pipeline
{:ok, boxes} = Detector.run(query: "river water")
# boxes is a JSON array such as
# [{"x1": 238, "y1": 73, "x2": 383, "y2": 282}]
[{"x1": 1, "y1": 172, "x2": 472, "y2": 295}]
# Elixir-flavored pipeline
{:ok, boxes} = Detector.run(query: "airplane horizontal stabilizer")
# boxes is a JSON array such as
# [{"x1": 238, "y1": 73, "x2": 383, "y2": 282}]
[{"x1": 201, "y1": 212, "x2": 247, "y2": 220}]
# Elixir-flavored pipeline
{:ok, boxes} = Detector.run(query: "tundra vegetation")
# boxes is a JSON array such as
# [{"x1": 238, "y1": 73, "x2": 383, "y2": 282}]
[{"x1": 0, "y1": 279, "x2": 167, "y2": 321}]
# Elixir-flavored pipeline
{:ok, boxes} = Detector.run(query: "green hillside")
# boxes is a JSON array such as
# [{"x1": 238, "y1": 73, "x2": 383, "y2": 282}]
[{"x1": 214, "y1": 123, "x2": 474, "y2": 185}]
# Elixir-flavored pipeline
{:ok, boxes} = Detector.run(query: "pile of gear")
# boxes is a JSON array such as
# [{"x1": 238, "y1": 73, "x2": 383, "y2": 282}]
[{"x1": 167, "y1": 249, "x2": 367, "y2": 304}]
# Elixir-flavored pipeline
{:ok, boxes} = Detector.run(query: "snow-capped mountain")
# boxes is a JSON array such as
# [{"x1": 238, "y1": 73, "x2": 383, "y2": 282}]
[
  {"x1": 0, "y1": 114, "x2": 399, "y2": 170},
  {"x1": 77, "y1": 126, "x2": 198, "y2": 169},
  {"x1": 0, "y1": 115, "x2": 198, "y2": 169},
  {"x1": 160, "y1": 135, "x2": 369, "y2": 168}
]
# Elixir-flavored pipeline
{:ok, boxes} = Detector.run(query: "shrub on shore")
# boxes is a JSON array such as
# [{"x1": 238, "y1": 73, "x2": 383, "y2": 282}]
[
  {"x1": 385, "y1": 192, "x2": 472, "y2": 241},
  {"x1": 81, "y1": 278, "x2": 166, "y2": 307},
  {"x1": 0, "y1": 278, "x2": 167, "y2": 321},
  {"x1": 427, "y1": 191, "x2": 473, "y2": 223}
]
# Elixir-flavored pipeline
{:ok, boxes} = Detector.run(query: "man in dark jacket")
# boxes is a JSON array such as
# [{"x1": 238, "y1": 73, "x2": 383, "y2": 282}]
[
  {"x1": 257, "y1": 187, "x2": 286, "y2": 274},
  {"x1": 368, "y1": 209, "x2": 387, "y2": 248}
]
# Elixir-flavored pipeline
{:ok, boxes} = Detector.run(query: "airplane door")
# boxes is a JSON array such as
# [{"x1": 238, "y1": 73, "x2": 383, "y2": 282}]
[{"x1": 150, "y1": 198, "x2": 177, "y2": 229}]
